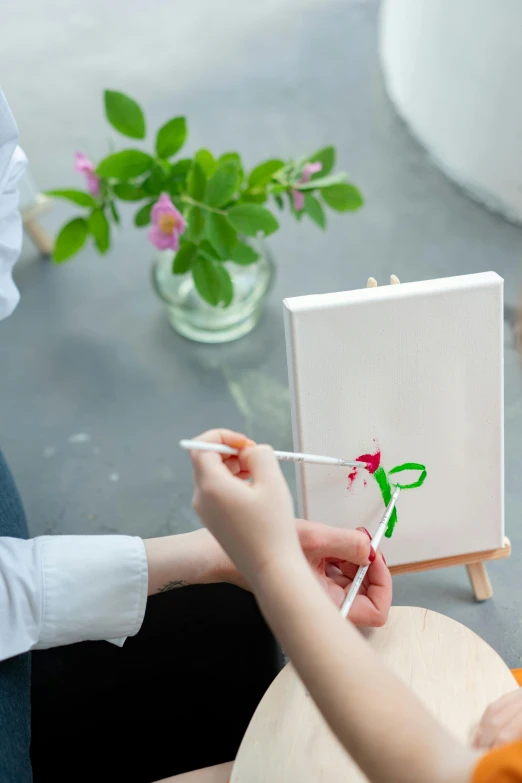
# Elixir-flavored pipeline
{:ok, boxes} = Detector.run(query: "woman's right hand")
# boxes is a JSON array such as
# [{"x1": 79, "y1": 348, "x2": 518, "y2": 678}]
[{"x1": 190, "y1": 429, "x2": 302, "y2": 587}]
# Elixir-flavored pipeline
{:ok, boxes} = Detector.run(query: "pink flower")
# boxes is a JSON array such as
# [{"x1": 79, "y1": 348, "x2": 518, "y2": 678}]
[
  {"x1": 74, "y1": 152, "x2": 100, "y2": 197},
  {"x1": 148, "y1": 193, "x2": 186, "y2": 251},
  {"x1": 291, "y1": 161, "x2": 322, "y2": 211}
]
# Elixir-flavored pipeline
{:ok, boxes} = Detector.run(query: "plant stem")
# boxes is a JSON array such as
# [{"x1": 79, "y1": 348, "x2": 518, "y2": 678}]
[{"x1": 181, "y1": 195, "x2": 227, "y2": 216}]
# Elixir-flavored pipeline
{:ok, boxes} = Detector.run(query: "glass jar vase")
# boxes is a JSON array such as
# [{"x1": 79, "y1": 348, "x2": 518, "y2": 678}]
[{"x1": 151, "y1": 239, "x2": 275, "y2": 344}]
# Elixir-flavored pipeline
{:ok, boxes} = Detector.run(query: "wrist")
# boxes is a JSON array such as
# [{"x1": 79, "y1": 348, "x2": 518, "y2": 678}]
[
  {"x1": 178, "y1": 528, "x2": 231, "y2": 585},
  {"x1": 250, "y1": 550, "x2": 310, "y2": 600},
  {"x1": 144, "y1": 528, "x2": 231, "y2": 594}
]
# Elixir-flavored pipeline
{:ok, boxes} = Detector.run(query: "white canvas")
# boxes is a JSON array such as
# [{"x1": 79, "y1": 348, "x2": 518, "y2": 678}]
[{"x1": 284, "y1": 272, "x2": 504, "y2": 567}]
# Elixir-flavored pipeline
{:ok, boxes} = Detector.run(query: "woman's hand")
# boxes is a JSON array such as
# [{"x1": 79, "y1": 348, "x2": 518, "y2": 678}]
[
  {"x1": 190, "y1": 429, "x2": 391, "y2": 626},
  {"x1": 473, "y1": 688, "x2": 522, "y2": 749},
  {"x1": 295, "y1": 519, "x2": 391, "y2": 627},
  {"x1": 190, "y1": 429, "x2": 300, "y2": 587}
]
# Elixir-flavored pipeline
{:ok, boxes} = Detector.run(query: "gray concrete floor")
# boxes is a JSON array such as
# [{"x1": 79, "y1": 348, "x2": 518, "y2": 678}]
[{"x1": 1, "y1": 0, "x2": 522, "y2": 664}]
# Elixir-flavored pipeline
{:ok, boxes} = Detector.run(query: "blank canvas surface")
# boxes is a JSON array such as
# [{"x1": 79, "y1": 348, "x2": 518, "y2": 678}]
[{"x1": 284, "y1": 272, "x2": 504, "y2": 566}]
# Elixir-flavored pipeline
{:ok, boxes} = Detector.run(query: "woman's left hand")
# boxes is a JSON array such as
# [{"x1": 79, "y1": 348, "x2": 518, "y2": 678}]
[
  {"x1": 295, "y1": 519, "x2": 392, "y2": 627},
  {"x1": 218, "y1": 518, "x2": 391, "y2": 628}
]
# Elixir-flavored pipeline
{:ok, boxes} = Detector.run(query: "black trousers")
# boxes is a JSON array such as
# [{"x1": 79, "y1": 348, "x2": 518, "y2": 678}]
[
  {"x1": 30, "y1": 584, "x2": 282, "y2": 782},
  {"x1": 0, "y1": 449, "x2": 282, "y2": 782}
]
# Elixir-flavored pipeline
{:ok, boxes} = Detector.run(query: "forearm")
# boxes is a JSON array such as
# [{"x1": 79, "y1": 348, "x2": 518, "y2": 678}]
[
  {"x1": 255, "y1": 557, "x2": 478, "y2": 783},
  {"x1": 144, "y1": 528, "x2": 229, "y2": 595}
]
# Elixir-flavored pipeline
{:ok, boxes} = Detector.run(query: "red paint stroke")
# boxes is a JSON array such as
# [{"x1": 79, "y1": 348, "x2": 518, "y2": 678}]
[
  {"x1": 347, "y1": 466, "x2": 358, "y2": 485},
  {"x1": 347, "y1": 442, "x2": 381, "y2": 488}
]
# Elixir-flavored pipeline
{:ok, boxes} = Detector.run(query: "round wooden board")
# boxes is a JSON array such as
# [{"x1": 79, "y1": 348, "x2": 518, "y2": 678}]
[{"x1": 231, "y1": 607, "x2": 518, "y2": 783}]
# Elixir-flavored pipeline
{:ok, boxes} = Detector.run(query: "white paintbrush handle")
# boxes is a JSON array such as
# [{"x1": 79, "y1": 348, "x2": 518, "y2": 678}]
[
  {"x1": 340, "y1": 487, "x2": 401, "y2": 619},
  {"x1": 179, "y1": 440, "x2": 366, "y2": 468}
]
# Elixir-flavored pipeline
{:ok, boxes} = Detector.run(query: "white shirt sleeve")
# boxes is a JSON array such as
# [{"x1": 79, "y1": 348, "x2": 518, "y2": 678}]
[
  {"x1": 0, "y1": 89, "x2": 26, "y2": 320},
  {"x1": 0, "y1": 535, "x2": 148, "y2": 661}
]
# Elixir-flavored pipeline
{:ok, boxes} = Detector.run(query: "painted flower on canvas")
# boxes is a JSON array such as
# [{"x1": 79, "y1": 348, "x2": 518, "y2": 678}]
[{"x1": 347, "y1": 441, "x2": 427, "y2": 537}]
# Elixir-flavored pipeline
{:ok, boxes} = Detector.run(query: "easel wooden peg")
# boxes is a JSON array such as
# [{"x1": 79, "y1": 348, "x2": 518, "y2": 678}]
[
  {"x1": 365, "y1": 274, "x2": 510, "y2": 601},
  {"x1": 22, "y1": 194, "x2": 53, "y2": 256}
]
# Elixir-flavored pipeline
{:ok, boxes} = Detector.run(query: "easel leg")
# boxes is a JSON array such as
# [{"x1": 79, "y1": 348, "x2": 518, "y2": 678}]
[
  {"x1": 466, "y1": 562, "x2": 493, "y2": 601},
  {"x1": 24, "y1": 220, "x2": 54, "y2": 256}
]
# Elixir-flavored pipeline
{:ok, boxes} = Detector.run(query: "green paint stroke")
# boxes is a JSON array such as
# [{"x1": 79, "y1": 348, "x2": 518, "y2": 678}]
[
  {"x1": 388, "y1": 462, "x2": 427, "y2": 490},
  {"x1": 374, "y1": 467, "x2": 397, "y2": 537},
  {"x1": 372, "y1": 463, "x2": 427, "y2": 538}
]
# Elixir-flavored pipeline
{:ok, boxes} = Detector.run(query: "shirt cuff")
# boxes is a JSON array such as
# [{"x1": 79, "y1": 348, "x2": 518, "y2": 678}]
[{"x1": 36, "y1": 535, "x2": 148, "y2": 649}]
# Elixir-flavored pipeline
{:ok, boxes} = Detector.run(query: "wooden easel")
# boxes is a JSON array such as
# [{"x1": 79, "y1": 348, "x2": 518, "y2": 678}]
[
  {"x1": 22, "y1": 194, "x2": 53, "y2": 256},
  {"x1": 367, "y1": 276, "x2": 511, "y2": 601}
]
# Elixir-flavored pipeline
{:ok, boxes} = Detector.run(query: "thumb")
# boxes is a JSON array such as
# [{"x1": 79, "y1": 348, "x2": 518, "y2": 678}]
[{"x1": 243, "y1": 444, "x2": 283, "y2": 485}]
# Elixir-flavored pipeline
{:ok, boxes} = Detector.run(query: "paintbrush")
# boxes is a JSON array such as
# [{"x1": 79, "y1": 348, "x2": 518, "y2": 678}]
[
  {"x1": 179, "y1": 439, "x2": 368, "y2": 468},
  {"x1": 340, "y1": 486, "x2": 401, "y2": 619}
]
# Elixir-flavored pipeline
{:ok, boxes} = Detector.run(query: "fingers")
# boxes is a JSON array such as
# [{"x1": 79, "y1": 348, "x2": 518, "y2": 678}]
[
  {"x1": 192, "y1": 428, "x2": 255, "y2": 478},
  {"x1": 473, "y1": 691, "x2": 522, "y2": 748},
  {"x1": 194, "y1": 429, "x2": 255, "y2": 450},
  {"x1": 347, "y1": 554, "x2": 392, "y2": 627},
  {"x1": 242, "y1": 444, "x2": 284, "y2": 485},
  {"x1": 191, "y1": 429, "x2": 255, "y2": 481},
  {"x1": 301, "y1": 523, "x2": 372, "y2": 566}
]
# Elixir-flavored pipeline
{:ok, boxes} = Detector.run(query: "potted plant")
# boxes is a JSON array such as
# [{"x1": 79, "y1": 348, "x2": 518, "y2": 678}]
[{"x1": 48, "y1": 90, "x2": 363, "y2": 343}]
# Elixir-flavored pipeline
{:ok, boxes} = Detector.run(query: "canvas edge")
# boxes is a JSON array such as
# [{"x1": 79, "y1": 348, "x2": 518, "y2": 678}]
[
  {"x1": 283, "y1": 299, "x2": 308, "y2": 520},
  {"x1": 284, "y1": 271, "x2": 503, "y2": 314},
  {"x1": 498, "y1": 276, "x2": 505, "y2": 547}
]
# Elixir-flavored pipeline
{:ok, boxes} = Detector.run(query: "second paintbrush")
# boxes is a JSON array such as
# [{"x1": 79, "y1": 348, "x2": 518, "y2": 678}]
[{"x1": 179, "y1": 440, "x2": 368, "y2": 468}]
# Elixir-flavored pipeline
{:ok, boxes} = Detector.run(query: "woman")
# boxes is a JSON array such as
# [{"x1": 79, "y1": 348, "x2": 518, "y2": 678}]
[
  {"x1": 0, "y1": 89, "x2": 392, "y2": 782},
  {"x1": 189, "y1": 429, "x2": 522, "y2": 783}
]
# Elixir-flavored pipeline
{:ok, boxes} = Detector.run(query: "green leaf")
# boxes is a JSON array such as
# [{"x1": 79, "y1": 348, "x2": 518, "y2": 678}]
[
  {"x1": 171, "y1": 158, "x2": 192, "y2": 176},
  {"x1": 112, "y1": 183, "x2": 146, "y2": 201},
  {"x1": 229, "y1": 241, "x2": 259, "y2": 265},
  {"x1": 199, "y1": 240, "x2": 221, "y2": 261},
  {"x1": 248, "y1": 159, "x2": 284, "y2": 188},
  {"x1": 205, "y1": 161, "x2": 239, "y2": 207},
  {"x1": 109, "y1": 201, "x2": 120, "y2": 224},
  {"x1": 295, "y1": 172, "x2": 347, "y2": 191},
  {"x1": 227, "y1": 203, "x2": 279, "y2": 237},
  {"x1": 218, "y1": 153, "x2": 244, "y2": 185},
  {"x1": 96, "y1": 150, "x2": 153, "y2": 180},
  {"x1": 240, "y1": 191, "x2": 267, "y2": 204},
  {"x1": 88, "y1": 209, "x2": 110, "y2": 253},
  {"x1": 172, "y1": 242, "x2": 197, "y2": 274},
  {"x1": 192, "y1": 255, "x2": 223, "y2": 306},
  {"x1": 194, "y1": 149, "x2": 216, "y2": 177},
  {"x1": 204, "y1": 212, "x2": 237, "y2": 258},
  {"x1": 167, "y1": 163, "x2": 191, "y2": 196},
  {"x1": 155, "y1": 116, "x2": 187, "y2": 158},
  {"x1": 187, "y1": 161, "x2": 206, "y2": 200},
  {"x1": 308, "y1": 146, "x2": 335, "y2": 177},
  {"x1": 273, "y1": 194, "x2": 284, "y2": 210},
  {"x1": 216, "y1": 264, "x2": 234, "y2": 307},
  {"x1": 304, "y1": 192, "x2": 326, "y2": 229},
  {"x1": 53, "y1": 217, "x2": 89, "y2": 263},
  {"x1": 134, "y1": 200, "x2": 155, "y2": 227},
  {"x1": 104, "y1": 90, "x2": 146, "y2": 140},
  {"x1": 186, "y1": 206, "x2": 204, "y2": 240},
  {"x1": 321, "y1": 183, "x2": 364, "y2": 212},
  {"x1": 142, "y1": 164, "x2": 168, "y2": 195},
  {"x1": 46, "y1": 189, "x2": 97, "y2": 208},
  {"x1": 170, "y1": 158, "x2": 192, "y2": 180}
]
